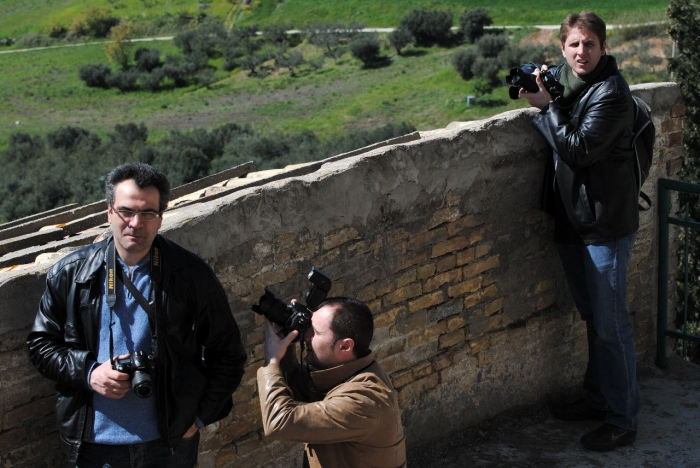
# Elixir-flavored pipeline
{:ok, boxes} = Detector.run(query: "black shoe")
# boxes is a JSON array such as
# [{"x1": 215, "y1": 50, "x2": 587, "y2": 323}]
[
  {"x1": 549, "y1": 399, "x2": 608, "y2": 421},
  {"x1": 580, "y1": 423, "x2": 637, "y2": 451}
]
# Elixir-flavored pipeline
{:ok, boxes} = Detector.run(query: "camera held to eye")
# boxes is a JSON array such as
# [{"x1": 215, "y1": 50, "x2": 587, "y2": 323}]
[
  {"x1": 252, "y1": 267, "x2": 332, "y2": 340},
  {"x1": 112, "y1": 351, "x2": 157, "y2": 398},
  {"x1": 505, "y1": 64, "x2": 564, "y2": 101}
]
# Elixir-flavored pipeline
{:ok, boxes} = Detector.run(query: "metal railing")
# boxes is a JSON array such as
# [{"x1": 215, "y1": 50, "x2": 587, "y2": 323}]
[{"x1": 657, "y1": 177, "x2": 700, "y2": 368}]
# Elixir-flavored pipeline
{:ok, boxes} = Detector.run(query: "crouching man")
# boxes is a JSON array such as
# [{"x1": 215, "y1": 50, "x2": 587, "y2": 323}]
[{"x1": 257, "y1": 297, "x2": 407, "y2": 468}]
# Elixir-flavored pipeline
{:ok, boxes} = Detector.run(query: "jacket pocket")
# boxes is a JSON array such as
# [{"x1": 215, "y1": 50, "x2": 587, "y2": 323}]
[
  {"x1": 169, "y1": 358, "x2": 207, "y2": 437},
  {"x1": 578, "y1": 184, "x2": 596, "y2": 223}
]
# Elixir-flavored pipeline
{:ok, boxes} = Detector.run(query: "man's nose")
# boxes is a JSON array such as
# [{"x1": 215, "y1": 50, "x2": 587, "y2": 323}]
[{"x1": 127, "y1": 213, "x2": 145, "y2": 228}]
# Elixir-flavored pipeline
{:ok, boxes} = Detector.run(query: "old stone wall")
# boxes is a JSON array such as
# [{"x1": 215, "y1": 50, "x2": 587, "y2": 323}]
[{"x1": 0, "y1": 83, "x2": 684, "y2": 467}]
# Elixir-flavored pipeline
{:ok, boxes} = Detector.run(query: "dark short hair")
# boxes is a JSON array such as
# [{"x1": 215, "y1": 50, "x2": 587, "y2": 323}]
[
  {"x1": 105, "y1": 163, "x2": 170, "y2": 213},
  {"x1": 322, "y1": 297, "x2": 374, "y2": 359},
  {"x1": 560, "y1": 11, "x2": 606, "y2": 46}
]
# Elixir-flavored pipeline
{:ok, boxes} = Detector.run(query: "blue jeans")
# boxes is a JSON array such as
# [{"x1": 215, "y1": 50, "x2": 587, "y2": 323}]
[
  {"x1": 557, "y1": 233, "x2": 639, "y2": 430},
  {"x1": 75, "y1": 432, "x2": 199, "y2": 468}
]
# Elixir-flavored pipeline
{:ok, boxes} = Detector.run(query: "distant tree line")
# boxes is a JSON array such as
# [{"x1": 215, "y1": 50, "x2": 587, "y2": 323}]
[{"x1": 0, "y1": 121, "x2": 415, "y2": 223}]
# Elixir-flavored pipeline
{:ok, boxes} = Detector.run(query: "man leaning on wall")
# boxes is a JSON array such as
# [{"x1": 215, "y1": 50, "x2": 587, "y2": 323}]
[
  {"x1": 518, "y1": 11, "x2": 640, "y2": 452},
  {"x1": 258, "y1": 296, "x2": 407, "y2": 467},
  {"x1": 27, "y1": 162, "x2": 247, "y2": 467}
]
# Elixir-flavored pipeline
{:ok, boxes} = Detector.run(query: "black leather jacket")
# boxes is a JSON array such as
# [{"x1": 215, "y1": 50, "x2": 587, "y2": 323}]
[
  {"x1": 27, "y1": 235, "x2": 247, "y2": 463},
  {"x1": 531, "y1": 57, "x2": 638, "y2": 243}
]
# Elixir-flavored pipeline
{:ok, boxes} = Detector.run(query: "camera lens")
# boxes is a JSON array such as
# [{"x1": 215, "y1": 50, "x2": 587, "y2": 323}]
[{"x1": 132, "y1": 372, "x2": 153, "y2": 398}]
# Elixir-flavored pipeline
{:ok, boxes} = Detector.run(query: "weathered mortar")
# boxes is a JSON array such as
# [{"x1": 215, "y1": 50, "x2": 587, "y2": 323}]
[{"x1": 0, "y1": 83, "x2": 683, "y2": 467}]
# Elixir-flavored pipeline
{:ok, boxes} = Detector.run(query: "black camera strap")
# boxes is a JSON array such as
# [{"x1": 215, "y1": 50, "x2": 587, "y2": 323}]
[{"x1": 106, "y1": 239, "x2": 162, "y2": 366}]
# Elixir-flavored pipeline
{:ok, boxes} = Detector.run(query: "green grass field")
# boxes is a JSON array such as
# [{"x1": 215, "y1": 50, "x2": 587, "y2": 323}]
[
  {"x1": 0, "y1": 0, "x2": 671, "y2": 38},
  {"x1": 0, "y1": 0, "x2": 673, "y2": 152},
  {"x1": 0, "y1": 38, "x2": 534, "y2": 150},
  {"x1": 239, "y1": 0, "x2": 670, "y2": 27}
]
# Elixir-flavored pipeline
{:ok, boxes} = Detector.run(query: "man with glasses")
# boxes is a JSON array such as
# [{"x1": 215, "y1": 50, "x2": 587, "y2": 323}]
[{"x1": 27, "y1": 163, "x2": 247, "y2": 467}]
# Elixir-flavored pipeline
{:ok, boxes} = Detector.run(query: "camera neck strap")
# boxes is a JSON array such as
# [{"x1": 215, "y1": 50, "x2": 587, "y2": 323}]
[{"x1": 105, "y1": 239, "x2": 163, "y2": 365}]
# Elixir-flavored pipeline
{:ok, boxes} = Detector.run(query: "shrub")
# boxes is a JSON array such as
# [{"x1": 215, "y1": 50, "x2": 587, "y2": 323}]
[
  {"x1": 5, "y1": 133, "x2": 44, "y2": 163},
  {"x1": 472, "y1": 77, "x2": 493, "y2": 96},
  {"x1": 104, "y1": 22, "x2": 134, "y2": 70},
  {"x1": 388, "y1": 27, "x2": 414, "y2": 55},
  {"x1": 162, "y1": 55, "x2": 191, "y2": 87},
  {"x1": 16, "y1": 33, "x2": 53, "y2": 48},
  {"x1": 459, "y1": 8, "x2": 493, "y2": 43},
  {"x1": 135, "y1": 48, "x2": 162, "y2": 72},
  {"x1": 174, "y1": 16, "x2": 226, "y2": 58},
  {"x1": 263, "y1": 22, "x2": 293, "y2": 45},
  {"x1": 109, "y1": 123, "x2": 148, "y2": 147},
  {"x1": 139, "y1": 68, "x2": 165, "y2": 91},
  {"x1": 471, "y1": 56, "x2": 501, "y2": 84},
  {"x1": 70, "y1": 8, "x2": 120, "y2": 38},
  {"x1": 276, "y1": 50, "x2": 305, "y2": 76},
  {"x1": 48, "y1": 23, "x2": 68, "y2": 39},
  {"x1": 399, "y1": 8, "x2": 453, "y2": 46},
  {"x1": 308, "y1": 54, "x2": 326, "y2": 70},
  {"x1": 47, "y1": 126, "x2": 95, "y2": 151},
  {"x1": 497, "y1": 43, "x2": 551, "y2": 69},
  {"x1": 106, "y1": 69, "x2": 140, "y2": 92},
  {"x1": 304, "y1": 22, "x2": 341, "y2": 53},
  {"x1": 452, "y1": 48, "x2": 479, "y2": 80},
  {"x1": 79, "y1": 63, "x2": 113, "y2": 88},
  {"x1": 349, "y1": 34, "x2": 381, "y2": 66},
  {"x1": 476, "y1": 34, "x2": 508, "y2": 58}
]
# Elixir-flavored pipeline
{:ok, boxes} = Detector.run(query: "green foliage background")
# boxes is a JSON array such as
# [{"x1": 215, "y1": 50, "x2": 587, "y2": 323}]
[
  {"x1": 0, "y1": 0, "x2": 674, "y2": 224},
  {"x1": 0, "y1": 0, "x2": 670, "y2": 37},
  {"x1": 668, "y1": 0, "x2": 700, "y2": 362}
]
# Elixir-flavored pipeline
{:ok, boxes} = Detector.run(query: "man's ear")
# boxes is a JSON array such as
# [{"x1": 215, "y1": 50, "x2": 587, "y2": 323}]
[{"x1": 338, "y1": 338, "x2": 355, "y2": 356}]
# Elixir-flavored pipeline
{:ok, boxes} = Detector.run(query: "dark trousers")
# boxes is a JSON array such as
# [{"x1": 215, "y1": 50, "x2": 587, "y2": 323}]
[{"x1": 75, "y1": 432, "x2": 199, "y2": 468}]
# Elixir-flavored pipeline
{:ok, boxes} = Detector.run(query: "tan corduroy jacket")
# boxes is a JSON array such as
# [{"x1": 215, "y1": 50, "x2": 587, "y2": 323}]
[{"x1": 257, "y1": 352, "x2": 407, "y2": 468}]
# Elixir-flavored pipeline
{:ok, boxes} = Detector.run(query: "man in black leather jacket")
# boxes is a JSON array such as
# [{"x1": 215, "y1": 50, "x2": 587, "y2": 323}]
[
  {"x1": 27, "y1": 163, "x2": 247, "y2": 467},
  {"x1": 519, "y1": 12, "x2": 639, "y2": 452}
]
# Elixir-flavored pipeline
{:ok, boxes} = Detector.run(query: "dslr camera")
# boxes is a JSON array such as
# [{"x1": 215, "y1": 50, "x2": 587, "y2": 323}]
[
  {"x1": 252, "y1": 266, "x2": 332, "y2": 339},
  {"x1": 112, "y1": 351, "x2": 157, "y2": 398},
  {"x1": 505, "y1": 64, "x2": 564, "y2": 101}
]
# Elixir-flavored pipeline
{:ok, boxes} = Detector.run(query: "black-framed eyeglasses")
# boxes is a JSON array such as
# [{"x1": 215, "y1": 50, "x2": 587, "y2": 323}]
[{"x1": 112, "y1": 207, "x2": 162, "y2": 222}]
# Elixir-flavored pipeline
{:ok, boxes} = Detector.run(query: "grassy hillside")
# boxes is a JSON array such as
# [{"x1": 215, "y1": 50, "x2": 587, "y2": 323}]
[
  {"x1": 0, "y1": 1, "x2": 674, "y2": 222},
  {"x1": 238, "y1": 0, "x2": 670, "y2": 27},
  {"x1": 0, "y1": 37, "x2": 531, "y2": 149},
  {"x1": 0, "y1": 0, "x2": 671, "y2": 38}
]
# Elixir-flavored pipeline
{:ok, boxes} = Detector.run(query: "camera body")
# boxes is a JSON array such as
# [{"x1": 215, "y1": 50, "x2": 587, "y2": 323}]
[
  {"x1": 252, "y1": 267, "x2": 332, "y2": 339},
  {"x1": 112, "y1": 351, "x2": 157, "y2": 398},
  {"x1": 505, "y1": 64, "x2": 564, "y2": 101}
]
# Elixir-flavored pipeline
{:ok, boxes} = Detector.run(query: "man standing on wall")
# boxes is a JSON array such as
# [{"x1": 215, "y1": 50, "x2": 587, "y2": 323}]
[
  {"x1": 258, "y1": 296, "x2": 407, "y2": 467},
  {"x1": 27, "y1": 163, "x2": 247, "y2": 467},
  {"x1": 518, "y1": 11, "x2": 640, "y2": 451}
]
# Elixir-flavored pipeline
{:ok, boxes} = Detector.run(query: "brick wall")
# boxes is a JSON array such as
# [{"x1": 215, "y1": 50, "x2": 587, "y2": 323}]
[{"x1": 0, "y1": 83, "x2": 684, "y2": 467}]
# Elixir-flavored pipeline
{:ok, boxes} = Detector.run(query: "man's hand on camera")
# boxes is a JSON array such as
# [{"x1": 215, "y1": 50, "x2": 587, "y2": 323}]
[
  {"x1": 89, "y1": 355, "x2": 131, "y2": 399},
  {"x1": 519, "y1": 66, "x2": 554, "y2": 110},
  {"x1": 264, "y1": 320, "x2": 299, "y2": 366}
]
